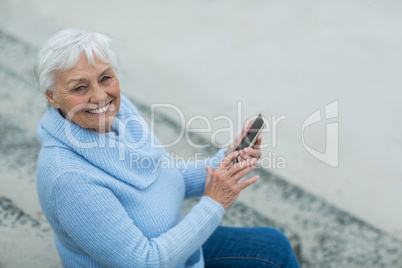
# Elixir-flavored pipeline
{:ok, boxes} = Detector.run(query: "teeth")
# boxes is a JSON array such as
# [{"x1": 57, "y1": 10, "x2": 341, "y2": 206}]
[{"x1": 88, "y1": 103, "x2": 110, "y2": 114}]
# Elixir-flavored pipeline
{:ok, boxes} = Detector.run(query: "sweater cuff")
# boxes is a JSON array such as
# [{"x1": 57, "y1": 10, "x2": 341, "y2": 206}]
[
  {"x1": 157, "y1": 196, "x2": 225, "y2": 267},
  {"x1": 199, "y1": 196, "x2": 226, "y2": 218}
]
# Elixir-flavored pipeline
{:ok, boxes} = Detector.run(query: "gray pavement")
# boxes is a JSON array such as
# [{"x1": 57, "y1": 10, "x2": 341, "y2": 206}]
[{"x1": 1, "y1": 29, "x2": 402, "y2": 268}]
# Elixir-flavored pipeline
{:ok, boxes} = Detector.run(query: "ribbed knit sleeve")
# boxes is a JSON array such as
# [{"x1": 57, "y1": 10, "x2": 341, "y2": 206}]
[
  {"x1": 177, "y1": 148, "x2": 227, "y2": 199},
  {"x1": 52, "y1": 172, "x2": 225, "y2": 268}
]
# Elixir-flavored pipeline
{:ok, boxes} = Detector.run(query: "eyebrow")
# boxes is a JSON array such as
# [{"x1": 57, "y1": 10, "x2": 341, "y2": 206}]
[
  {"x1": 66, "y1": 78, "x2": 87, "y2": 87},
  {"x1": 98, "y1": 67, "x2": 113, "y2": 78},
  {"x1": 66, "y1": 67, "x2": 114, "y2": 87}
]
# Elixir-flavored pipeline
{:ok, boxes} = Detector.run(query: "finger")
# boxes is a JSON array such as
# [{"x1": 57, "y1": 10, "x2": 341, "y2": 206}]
[
  {"x1": 205, "y1": 165, "x2": 213, "y2": 183},
  {"x1": 219, "y1": 151, "x2": 238, "y2": 169},
  {"x1": 227, "y1": 120, "x2": 252, "y2": 154},
  {"x1": 237, "y1": 151, "x2": 250, "y2": 162},
  {"x1": 227, "y1": 158, "x2": 258, "y2": 177},
  {"x1": 239, "y1": 120, "x2": 252, "y2": 142},
  {"x1": 227, "y1": 161, "x2": 234, "y2": 170},
  {"x1": 238, "y1": 150, "x2": 246, "y2": 160},
  {"x1": 232, "y1": 165, "x2": 257, "y2": 183},
  {"x1": 244, "y1": 120, "x2": 252, "y2": 132},
  {"x1": 237, "y1": 175, "x2": 259, "y2": 190},
  {"x1": 236, "y1": 121, "x2": 252, "y2": 146},
  {"x1": 243, "y1": 147, "x2": 262, "y2": 159}
]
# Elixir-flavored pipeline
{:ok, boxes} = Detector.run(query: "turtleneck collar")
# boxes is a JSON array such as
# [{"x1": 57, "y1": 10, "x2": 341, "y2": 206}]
[{"x1": 37, "y1": 95, "x2": 167, "y2": 189}]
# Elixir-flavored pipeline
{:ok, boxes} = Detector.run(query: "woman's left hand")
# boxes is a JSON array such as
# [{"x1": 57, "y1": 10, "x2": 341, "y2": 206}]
[{"x1": 226, "y1": 121, "x2": 262, "y2": 163}]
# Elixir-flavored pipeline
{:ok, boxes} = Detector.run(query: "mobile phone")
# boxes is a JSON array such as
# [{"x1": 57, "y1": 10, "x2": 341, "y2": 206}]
[{"x1": 233, "y1": 114, "x2": 266, "y2": 164}]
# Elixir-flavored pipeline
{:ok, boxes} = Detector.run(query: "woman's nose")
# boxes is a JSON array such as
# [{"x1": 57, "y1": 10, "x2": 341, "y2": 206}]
[{"x1": 90, "y1": 83, "x2": 108, "y2": 103}]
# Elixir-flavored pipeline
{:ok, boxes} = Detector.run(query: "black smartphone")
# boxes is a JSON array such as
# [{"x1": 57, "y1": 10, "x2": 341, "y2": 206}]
[{"x1": 233, "y1": 114, "x2": 266, "y2": 164}]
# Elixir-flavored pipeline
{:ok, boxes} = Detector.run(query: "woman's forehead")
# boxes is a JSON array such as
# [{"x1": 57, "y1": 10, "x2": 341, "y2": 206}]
[{"x1": 57, "y1": 55, "x2": 112, "y2": 81}]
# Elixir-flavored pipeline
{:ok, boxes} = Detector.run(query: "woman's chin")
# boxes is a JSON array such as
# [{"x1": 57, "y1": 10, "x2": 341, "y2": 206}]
[{"x1": 88, "y1": 122, "x2": 113, "y2": 133}]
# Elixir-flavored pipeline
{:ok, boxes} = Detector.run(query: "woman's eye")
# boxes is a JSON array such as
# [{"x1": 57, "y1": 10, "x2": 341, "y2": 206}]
[
  {"x1": 101, "y1": 76, "x2": 111, "y2": 82},
  {"x1": 75, "y1": 86, "x2": 85, "y2": 91}
]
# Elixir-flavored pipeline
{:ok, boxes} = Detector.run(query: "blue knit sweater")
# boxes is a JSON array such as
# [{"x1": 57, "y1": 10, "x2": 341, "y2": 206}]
[{"x1": 36, "y1": 95, "x2": 226, "y2": 267}]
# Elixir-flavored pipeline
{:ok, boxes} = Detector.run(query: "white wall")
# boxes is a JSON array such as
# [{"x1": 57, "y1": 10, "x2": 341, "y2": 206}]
[{"x1": 1, "y1": 0, "x2": 401, "y2": 239}]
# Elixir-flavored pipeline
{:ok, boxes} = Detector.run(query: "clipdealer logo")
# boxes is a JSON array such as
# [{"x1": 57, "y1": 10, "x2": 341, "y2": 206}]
[
  {"x1": 301, "y1": 100, "x2": 339, "y2": 167},
  {"x1": 62, "y1": 99, "x2": 339, "y2": 169}
]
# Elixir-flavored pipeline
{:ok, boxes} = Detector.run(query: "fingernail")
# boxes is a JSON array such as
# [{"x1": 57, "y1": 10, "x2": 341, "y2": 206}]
[
  {"x1": 244, "y1": 148, "x2": 250, "y2": 153},
  {"x1": 252, "y1": 158, "x2": 258, "y2": 167}
]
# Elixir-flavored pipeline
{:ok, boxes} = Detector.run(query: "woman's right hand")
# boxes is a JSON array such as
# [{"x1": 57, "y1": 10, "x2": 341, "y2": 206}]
[{"x1": 204, "y1": 151, "x2": 259, "y2": 210}]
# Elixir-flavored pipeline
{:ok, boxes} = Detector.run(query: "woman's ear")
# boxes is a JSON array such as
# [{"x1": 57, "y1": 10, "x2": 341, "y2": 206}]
[{"x1": 45, "y1": 90, "x2": 60, "y2": 109}]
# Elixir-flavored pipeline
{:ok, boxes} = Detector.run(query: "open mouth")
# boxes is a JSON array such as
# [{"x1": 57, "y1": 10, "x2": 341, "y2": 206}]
[{"x1": 87, "y1": 100, "x2": 113, "y2": 115}]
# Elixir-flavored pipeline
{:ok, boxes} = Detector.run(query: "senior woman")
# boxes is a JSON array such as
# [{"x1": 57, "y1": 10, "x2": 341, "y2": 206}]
[{"x1": 34, "y1": 29, "x2": 299, "y2": 268}]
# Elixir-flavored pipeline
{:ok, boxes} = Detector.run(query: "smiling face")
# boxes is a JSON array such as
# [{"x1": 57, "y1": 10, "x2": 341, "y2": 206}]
[{"x1": 46, "y1": 53, "x2": 121, "y2": 133}]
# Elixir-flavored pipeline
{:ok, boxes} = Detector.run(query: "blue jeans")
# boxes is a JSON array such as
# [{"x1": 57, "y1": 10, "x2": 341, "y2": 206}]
[{"x1": 202, "y1": 226, "x2": 300, "y2": 268}]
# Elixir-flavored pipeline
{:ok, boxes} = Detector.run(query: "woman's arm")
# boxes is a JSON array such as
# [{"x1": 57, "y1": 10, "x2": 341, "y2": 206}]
[
  {"x1": 53, "y1": 172, "x2": 225, "y2": 268},
  {"x1": 177, "y1": 148, "x2": 227, "y2": 199}
]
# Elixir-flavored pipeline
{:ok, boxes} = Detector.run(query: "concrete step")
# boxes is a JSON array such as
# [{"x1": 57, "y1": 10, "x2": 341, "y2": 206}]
[{"x1": 0, "y1": 197, "x2": 60, "y2": 268}]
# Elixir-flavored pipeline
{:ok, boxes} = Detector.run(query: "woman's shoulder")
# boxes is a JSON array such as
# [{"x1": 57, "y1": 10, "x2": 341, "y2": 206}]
[
  {"x1": 36, "y1": 146, "x2": 96, "y2": 190},
  {"x1": 38, "y1": 145, "x2": 84, "y2": 170},
  {"x1": 36, "y1": 146, "x2": 88, "y2": 206}
]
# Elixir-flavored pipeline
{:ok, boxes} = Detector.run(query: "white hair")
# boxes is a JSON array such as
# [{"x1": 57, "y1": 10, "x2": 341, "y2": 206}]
[{"x1": 33, "y1": 29, "x2": 119, "y2": 109}]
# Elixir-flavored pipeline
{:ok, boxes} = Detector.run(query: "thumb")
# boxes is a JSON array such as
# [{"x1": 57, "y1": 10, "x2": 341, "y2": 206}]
[
  {"x1": 244, "y1": 120, "x2": 252, "y2": 132},
  {"x1": 240, "y1": 120, "x2": 252, "y2": 141},
  {"x1": 205, "y1": 165, "x2": 213, "y2": 182}
]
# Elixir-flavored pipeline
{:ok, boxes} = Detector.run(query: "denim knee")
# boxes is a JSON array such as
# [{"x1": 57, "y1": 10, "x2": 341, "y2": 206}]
[
  {"x1": 202, "y1": 226, "x2": 300, "y2": 268},
  {"x1": 255, "y1": 227, "x2": 299, "y2": 268}
]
